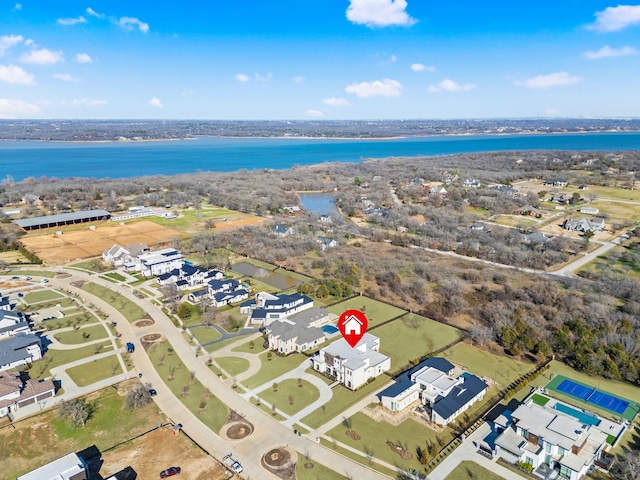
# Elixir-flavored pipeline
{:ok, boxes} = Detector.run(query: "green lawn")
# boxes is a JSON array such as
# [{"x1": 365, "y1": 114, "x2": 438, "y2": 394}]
[
  {"x1": 102, "y1": 272, "x2": 127, "y2": 282},
  {"x1": 243, "y1": 352, "x2": 308, "y2": 390},
  {"x1": 81, "y1": 282, "x2": 145, "y2": 322},
  {"x1": 6, "y1": 269, "x2": 56, "y2": 278},
  {"x1": 177, "y1": 302, "x2": 203, "y2": 326},
  {"x1": 327, "y1": 296, "x2": 406, "y2": 328},
  {"x1": 302, "y1": 375, "x2": 392, "y2": 429},
  {"x1": 531, "y1": 393, "x2": 550, "y2": 406},
  {"x1": 318, "y1": 438, "x2": 398, "y2": 478},
  {"x1": 189, "y1": 325, "x2": 221, "y2": 344},
  {"x1": 445, "y1": 461, "x2": 506, "y2": 480},
  {"x1": 54, "y1": 324, "x2": 109, "y2": 345},
  {"x1": 215, "y1": 356, "x2": 251, "y2": 377},
  {"x1": 1, "y1": 381, "x2": 164, "y2": 480},
  {"x1": 40, "y1": 312, "x2": 95, "y2": 330},
  {"x1": 494, "y1": 215, "x2": 539, "y2": 228},
  {"x1": 27, "y1": 341, "x2": 114, "y2": 378},
  {"x1": 440, "y1": 343, "x2": 535, "y2": 387},
  {"x1": 23, "y1": 289, "x2": 64, "y2": 303},
  {"x1": 375, "y1": 314, "x2": 463, "y2": 370},
  {"x1": 69, "y1": 258, "x2": 110, "y2": 272},
  {"x1": 295, "y1": 453, "x2": 350, "y2": 480},
  {"x1": 231, "y1": 337, "x2": 266, "y2": 354},
  {"x1": 66, "y1": 354, "x2": 123, "y2": 386},
  {"x1": 327, "y1": 411, "x2": 454, "y2": 473},
  {"x1": 203, "y1": 336, "x2": 252, "y2": 353},
  {"x1": 257, "y1": 379, "x2": 320, "y2": 416},
  {"x1": 148, "y1": 341, "x2": 229, "y2": 434}
]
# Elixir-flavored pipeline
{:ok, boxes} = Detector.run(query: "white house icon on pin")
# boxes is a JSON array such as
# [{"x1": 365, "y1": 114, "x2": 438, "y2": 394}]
[{"x1": 343, "y1": 315, "x2": 363, "y2": 335}]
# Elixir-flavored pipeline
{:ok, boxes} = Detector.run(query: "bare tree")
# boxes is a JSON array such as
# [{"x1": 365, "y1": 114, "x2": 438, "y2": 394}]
[
  {"x1": 467, "y1": 324, "x2": 494, "y2": 347},
  {"x1": 60, "y1": 398, "x2": 94, "y2": 427},
  {"x1": 125, "y1": 382, "x2": 153, "y2": 410}
]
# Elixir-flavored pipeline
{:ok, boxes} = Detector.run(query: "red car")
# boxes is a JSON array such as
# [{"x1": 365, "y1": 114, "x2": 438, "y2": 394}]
[{"x1": 160, "y1": 466, "x2": 181, "y2": 478}]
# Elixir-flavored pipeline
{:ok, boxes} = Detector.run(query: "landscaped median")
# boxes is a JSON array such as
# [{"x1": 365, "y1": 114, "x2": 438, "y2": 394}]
[
  {"x1": 148, "y1": 340, "x2": 229, "y2": 434},
  {"x1": 66, "y1": 355, "x2": 124, "y2": 386},
  {"x1": 81, "y1": 281, "x2": 145, "y2": 322}
]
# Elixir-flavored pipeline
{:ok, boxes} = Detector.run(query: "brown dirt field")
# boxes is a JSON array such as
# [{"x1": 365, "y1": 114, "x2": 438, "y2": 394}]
[
  {"x1": 96, "y1": 427, "x2": 228, "y2": 480},
  {"x1": 214, "y1": 216, "x2": 267, "y2": 230},
  {"x1": 19, "y1": 221, "x2": 184, "y2": 265}
]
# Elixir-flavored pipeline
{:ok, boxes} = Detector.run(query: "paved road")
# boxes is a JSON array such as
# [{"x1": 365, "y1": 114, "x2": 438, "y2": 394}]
[
  {"x1": 46, "y1": 269, "x2": 392, "y2": 480},
  {"x1": 552, "y1": 236, "x2": 623, "y2": 276}
]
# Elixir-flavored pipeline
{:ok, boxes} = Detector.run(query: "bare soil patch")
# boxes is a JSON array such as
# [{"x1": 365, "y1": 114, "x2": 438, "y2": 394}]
[
  {"x1": 225, "y1": 422, "x2": 253, "y2": 440},
  {"x1": 346, "y1": 429, "x2": 361, "y2": 441},
  {"x1": 91, "y1": 427, "x2": 228, "y2": 480},
  {"x1": 262, "y1": 447, "x2": 297, "y2": 480},
  {"x1": 214, "y1": 216, "x2": 267, "y2": 230},
  {"x1": 134, "y1": 317, "x2": 155, "y2": 328},
  {"x1": 19, "y1": 220, "x2": 183, "y2": 265},
  {"x1": 141, "y1": 333, "x2": 162, "y2": 350},
  {"x1": 386, "y1": 440, "x2": 413, "y2": 460}
]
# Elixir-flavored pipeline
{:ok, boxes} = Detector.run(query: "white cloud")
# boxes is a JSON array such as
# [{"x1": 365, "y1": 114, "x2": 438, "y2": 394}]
[
  {"x1": 24, "y1": 39, "x2": 34, "y2": 47},
  {"x1": 293, "y1": 76, "x2": 304, "y2": 84},
  {"x1": 517, "y1": 72, "x2": 581, "y2": 89},
  {"x1": 0, "y1": 64, "x2": 35, "y2": 85},
  {"x1": 13, "y1": 4, "x2": 22, "y2": 12},
  {"x1": 118, "y1": 17, "x2": 149, "y2": 34},
  {"x1": 305, "y1": 109, "x2": 324, "y2": 118},
  {"x1": 76, "y1": 53, "x2": 92, "y2": 63},
  {"x1": 346, "y1": 0, "x2": 417, "y2": 27},
  {"x1": 21, "y1": 48, "x2": 63, "y2": 65},
  {"x1": 545, "y1": 108, "x2": 561, "y2": 115},
  {"x1": 255, "y1": 72, "x2": 272, "y2": 82},
  {"x1": 410, "y1": 63, "x2": 436, "y2": 72},
  {"x1": 390, "y1": 55, "x2": 397, "y2": 62},
  {"x1": 323, "y1": 97, "x2": 350, "y2": 106},
  {"x1": 53, "y1": 73, "x2": 81, "y2": 82},
  {"x1": 235, "y1": 73, "x2": 249, "y2": 82},
  {"x1": 72, "y1": 97, "x2": 107, "y2": 106},
  {"x1": 0, "y1": 98, "x2": 39, "y2": 117},
  {"x1": 86, "y1": 7, "x2": 105, "y2": 19},
  {"x1": 589, "y1": 5, "x2": 640, "y2": 32},
  {"x1": 58, "y1": 16, "x2": 87, "y2": 26},
  {"x1": 148, "y1": 97, "x2": 163, "y2": 108},
  {"x1": 428, "y1": 78, "x2": 476, "y2": 92},
  {"x1": 345, "y1": 78, "x2": 402, "y2": 98},
  {"x1": 583, "y1": 45, "x2": 637, "y2": 59},
  {"x1": 0, "y1": 34, "x2": 24, "y2": 56}
]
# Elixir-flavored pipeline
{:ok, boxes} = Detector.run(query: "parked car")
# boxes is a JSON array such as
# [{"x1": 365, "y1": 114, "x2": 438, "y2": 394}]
[
  {"x1": 148, "y1": 388, "x2": 157, "y2": 397},
  {"x1": 160, "y1": 466, "x2": 181, "y2": 478}
]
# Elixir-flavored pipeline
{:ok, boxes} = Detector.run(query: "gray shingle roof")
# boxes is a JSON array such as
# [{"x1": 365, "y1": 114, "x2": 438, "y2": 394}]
[{"x1": 14, "y1": 209, "x2": 111, "y2": 228}]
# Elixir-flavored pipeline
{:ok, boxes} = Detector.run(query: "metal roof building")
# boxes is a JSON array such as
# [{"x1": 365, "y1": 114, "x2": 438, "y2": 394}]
[{"x1": 13, "y1": 209, "x2": 111, "y2": 230}]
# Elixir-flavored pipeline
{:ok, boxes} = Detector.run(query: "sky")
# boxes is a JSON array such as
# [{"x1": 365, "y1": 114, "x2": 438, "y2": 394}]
[{"x1": 1, "y1": 1, "x2": 640, "y2": 119}]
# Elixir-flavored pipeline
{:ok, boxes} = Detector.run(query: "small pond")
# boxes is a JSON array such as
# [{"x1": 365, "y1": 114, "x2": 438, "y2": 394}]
[
  {"x1": 298, "y1": 192, "x2": 337, "y2": 216},
  {"x1": 230, "y1": 261, "x2": 302, "y2": 290}
]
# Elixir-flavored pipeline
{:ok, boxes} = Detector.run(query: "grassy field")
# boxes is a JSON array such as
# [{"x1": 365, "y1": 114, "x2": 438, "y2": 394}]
[
  {"x1": 102, "y1": 272, "x2": 127, "y2": 282},
  {"x1": 54, "y1": 324, "x2": 109, "y2": 344},
  {"x1": 0, "y1": 380, "x2": 165, "y2": 480},
  {"x1": 66, "y1": 354, "x2": 123, "y2": 386},
  {"x1": 0, "y1": 250, "x2": 30, "y2": 262},
  {"x1": 319, "y1": 438, "x2": 399, "y2": 478},
  {"x1": 257, "y1": 379, "x2": 320, "y2": 416},
  {"x1": 243, "y1": 352, "x2": 308, "y2": 390},
  {"x1": 302, "y1": 375, "x2": 391, "y2": 429},
  {"x1": 28, "y1": 341, "x2": 113, "y2": 377},
  {"x1": 327, "y1": 296, "x2": 406, "y2": 328},
  {"x1": 148, "y1": 341, "x2": 229, "y2": 434},
  {"x1": 5, "y1": 269, "x2": 56, "y2": 278},
  {"x1": 215, "y1": 356, "x2": 251, "y2": 377},
  {"x1": 577, "y1": 244, "x2": 640, "y2": 280},
  {"x1": 40, "y1": 312, "x2": 95, "y2": 330},
  {"x1": 295, "y1": 453, "x2": 350, "y2": 480},
  {"x1": 230, "y1": 336, "x2": 266, "y2": 354},
  {"x1": 589, "y1": 200, "x2": 640, "y2": 224},
  {"x1": 23, "y1": 289, "x2": 65, "y2": 303},
  {"x1": 327, "y1": 411, "x2": 454, "y2": 473},
  {"x1": 440, "y1": 342, "x2": 536, "y2": 387},
  {"x1": 494, "y1": 215, "x2": 539, "y2": 228},
  {"x1": 445, "y1": 461, "x2": 506, "y2": 480},
  {"x1": 69, "y1": 258, "x2": 110, "y2": 272},
  {"x1": 375, "y1": 314, "x2": 463, "y2": 369},
  {"x1": 81, "y1": 282, "x2": 145, "y2": 322},
  {"x1": 189, "y1": 325, "x2": 221, "y2": 344}
]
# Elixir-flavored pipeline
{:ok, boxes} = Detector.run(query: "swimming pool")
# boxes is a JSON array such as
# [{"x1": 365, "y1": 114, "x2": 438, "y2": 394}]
[
  {"x1": 321, "y1": 325, "x2": 339, "y2": 334},
  {"x1": 552, "y1": 403, "x2": 600, "y2": 426}
]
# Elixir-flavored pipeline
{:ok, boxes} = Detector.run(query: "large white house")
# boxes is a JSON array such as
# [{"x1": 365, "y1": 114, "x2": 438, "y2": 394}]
[
  {"x1": 266, "y1": 307, "x2": 335, "y2": 354},
  {"x1": 240, "y1": 292, "x2": 314, "y2": 325},
  {"x1": 312, "y1": 333, "x2": 390, "y2": 390},
  {"x1": 495, "y1": 395, "x2": 621, "y2": 480},
  {"x1": 0, "y1": 311, "x2": 30, "y2": 339},
  {"x1": 137, "y1": 248, "x2": 185, "y2": 277},
  {"x1": 17, "y1": 452, "x2": 88, "y2": 480}
]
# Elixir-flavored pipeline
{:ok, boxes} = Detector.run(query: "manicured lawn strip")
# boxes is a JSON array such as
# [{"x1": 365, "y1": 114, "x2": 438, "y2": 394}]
[
  {"x1": 302, "y1": 376, "x2": 391, "y2": 429},
  {"x1": 148, "y1": 341, "x2": 229, "y2": 434},
  {"x1": 327, "y1": 411, "x2": 454, "y2": 473},
  {"x1": 440, "y1": 343, "x2": 535, "y2": 387},
  {"x1": 445, "y1": 461, "x2": 507, "y2": 480},
  {"x1": 66, "y1": 354, "x2": 123, "y2": 386},
  {"x1": 28, "y1": 341, "x2": 113, "y2": 377},
  {"x1": 24, "y1": 289, "x2": 65, "y2": 303},
  {"x1": 40, "y1": 312, "x2": 95, "y2": 330},
  {"x1": 204, "y1": 337, "x2": 246, "y2": 353},
  {"x1": 318, "y1": 438, "x2": 399, "y2": 478},
  {"x1": 295, "y1": 453, "x2": 350, "y2": 480},
  {"x1": 1, "y1": 381, "x2": 164, "y2": 480},
  {"x1": 327, "y1": 296, "x2": 406, "y2": 327},
  {"x1": 216, "y1": 356, "x2": 251, "y2": 377},
  {"x1": 243, "y1": 353, "x2": 308, "y2": 390},
  {"x1": 54, "y1": 324, "x2": 109, "y2": 344},
  {"x1": 81, "y1": 282, "x2": 145, "y2": 322},
  {"x1": 249, "y1": 396, "x2": 286, "y2": 420},
  {"x1": 102, "y1": 272, "x2": 127, "y2": 282},
  {"x1": 305, "y1": 367, "x2": 334, "y2": 385},
  {"x1": 57, "y1": 298, "x2": 78, "y2": 308},
  {"x1": 531, "y1": 393, "x2": 550, "y2": 406},
  {"x1": 494, "y1": 215, "x2": 538, "y2": 228},
  {"x1": 189, "y1": 325, "x2": 221, "y2": 345},
  {"x1": 231, "y1": 337, "x2": 266, "y2": 354},
  {"x1": 7, "y1": 269, "x2": 56, "y2": 278},
  {"x1": 178, "y1": 302, "x2": 203, "y2": 326},
  {"x1": 376, "y1": 314, "x2": 463, "y2": 368},
  {"x1": 258, "y1": 379, "x2": 320, "y2": 416}
]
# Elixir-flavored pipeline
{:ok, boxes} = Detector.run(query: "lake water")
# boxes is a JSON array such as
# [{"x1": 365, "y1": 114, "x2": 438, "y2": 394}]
[
  {"x1": 298, "y1": 193, "x2": 336, "y2": 216},
  {"x1": 1, "y1": 132, "x2": 640, "y2": 181}
]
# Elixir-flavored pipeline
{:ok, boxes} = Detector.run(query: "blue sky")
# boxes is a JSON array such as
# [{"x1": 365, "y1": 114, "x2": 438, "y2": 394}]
[{"x1": 1, "y1": 1, "x2": 640, "y2": 119}]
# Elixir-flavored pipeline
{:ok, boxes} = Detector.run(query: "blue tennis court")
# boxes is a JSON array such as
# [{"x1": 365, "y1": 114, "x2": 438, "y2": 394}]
[{"x1": 556, "y1": 379, "x2": 629, "y2": 415}]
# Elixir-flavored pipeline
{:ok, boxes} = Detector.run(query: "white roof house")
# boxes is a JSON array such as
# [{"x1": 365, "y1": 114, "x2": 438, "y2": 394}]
[
  {"x1": 137, "y1": 248, "x2": 184, "y2": 277},
  {"x1": 17, "y1": 452, "x2": 88, "y2": 480},
  {"x1": 312, "y1": 333, "x2": 390, "y2": 390}
]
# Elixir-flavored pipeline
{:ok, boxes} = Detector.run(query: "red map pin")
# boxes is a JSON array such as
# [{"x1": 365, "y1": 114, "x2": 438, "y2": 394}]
[{"x1": 338, "y1": 309, "x2": 368, "y2": 348}]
